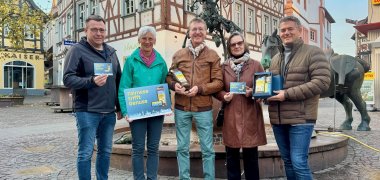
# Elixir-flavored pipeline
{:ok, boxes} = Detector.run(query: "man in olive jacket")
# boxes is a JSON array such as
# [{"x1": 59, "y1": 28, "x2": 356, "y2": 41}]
[{"x1": 267, "y1": 16, "x2": 331, "y2": 180}]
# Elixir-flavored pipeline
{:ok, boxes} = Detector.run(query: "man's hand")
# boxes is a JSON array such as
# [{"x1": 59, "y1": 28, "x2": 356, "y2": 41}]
[
  {"x1": 116, "y1": 111, "x2": 122, "y2": 120},
  {"x1": 224, "y1": 92, "x2": 233, "y2": 102},
  {"x1": 93, "y1": 75, "x2": 108, "y2": 86},
  {"x1": 185, "y1": 86, "x2": 198, "y2": 97},
  {"x1": 174, "y1": 83, "x2": 187, "y2": 95},
  {"x1": 267, "y1": 90, "x2": 286, "y2": 102}
]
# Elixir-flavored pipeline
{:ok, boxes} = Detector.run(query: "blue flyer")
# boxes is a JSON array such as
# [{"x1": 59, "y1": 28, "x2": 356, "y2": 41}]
[
  {"x1": 230, "y1": 82, "x2": 246, "y2": 94},
  {"x1": 94, "y1": 63, "x2": 113, "y2": 75},
  {"x1": 124, "y1": 84, "x2": 172, "y2": 120}
]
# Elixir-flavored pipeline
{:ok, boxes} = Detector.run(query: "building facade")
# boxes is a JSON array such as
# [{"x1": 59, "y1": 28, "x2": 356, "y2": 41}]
[
  {"x1": 284, "y1": 0, "x2": 334, "y2": 49},
  {"x1": 49, "y1": 0, "x2": 284, "y2": 86},
  {"x1": 0, "y1": 0, "x2": 46, "y2": 95},
  {"x1": 354, "y1": 0, "x2": 380, "y2": 109}
]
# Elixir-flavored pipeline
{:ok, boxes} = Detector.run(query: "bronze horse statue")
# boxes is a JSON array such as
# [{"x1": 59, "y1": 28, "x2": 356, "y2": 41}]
[{"x1": 261, "y1": 30, "x2": 371, "y2": 131}]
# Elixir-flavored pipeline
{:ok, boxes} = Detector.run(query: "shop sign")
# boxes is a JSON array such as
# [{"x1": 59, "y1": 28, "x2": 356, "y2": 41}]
[
  {"x1": 361, "y1": 72, "x2": 375, "y2": 104},
  {"x1": 0, "y1": 52, "x2": 43, "y2": 61}
]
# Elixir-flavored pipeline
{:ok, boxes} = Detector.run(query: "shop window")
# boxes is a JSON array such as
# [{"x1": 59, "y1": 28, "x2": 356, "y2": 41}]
[{"x1": 4, "y1": 61, "x2": 34, "y2": 89}]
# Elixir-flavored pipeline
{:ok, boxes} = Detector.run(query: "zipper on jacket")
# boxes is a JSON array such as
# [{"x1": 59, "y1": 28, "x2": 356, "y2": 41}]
[{"x1": 189, "y1": 52, "x2": 196, "y2": 112}]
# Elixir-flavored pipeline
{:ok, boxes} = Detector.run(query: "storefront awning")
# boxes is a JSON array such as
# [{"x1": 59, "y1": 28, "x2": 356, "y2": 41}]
[{"x1": 354, "y1": 22, "x2": 380, "y2": 36}]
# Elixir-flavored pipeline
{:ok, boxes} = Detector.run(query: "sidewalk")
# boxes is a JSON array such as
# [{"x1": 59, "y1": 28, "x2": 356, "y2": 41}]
[{"x1": 0, "y1": 95, "x2": 379, "y2": 179}]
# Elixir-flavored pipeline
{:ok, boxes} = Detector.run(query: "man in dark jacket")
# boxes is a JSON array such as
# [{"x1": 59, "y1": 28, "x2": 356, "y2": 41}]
[
  {"x1": 267, "y1": 16, "x2": 331, "y2": 180},
  {"x1": 63, "y1": 15, "x2": 122, "y2": 180}
]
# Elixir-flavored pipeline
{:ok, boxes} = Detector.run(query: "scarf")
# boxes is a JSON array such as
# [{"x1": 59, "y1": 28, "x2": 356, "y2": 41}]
[
  {"x1": 187, "y1": 40, "x2": 206, "y2": 59},
  {"x1": 140, "y1": 49, "x2": 156, "y2": 68},
  {"x1": 227, "y1": 52, "x2": 250, "y2": 80}
]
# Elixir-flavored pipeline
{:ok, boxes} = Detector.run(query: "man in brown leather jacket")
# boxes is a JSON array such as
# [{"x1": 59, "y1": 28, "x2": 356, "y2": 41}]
[
  {"x1": 267, "y1": 16, "x2": 331, "y2": 180},
  {"x1": 166, "y1": 17, "x2": 223, "y2": 180}
]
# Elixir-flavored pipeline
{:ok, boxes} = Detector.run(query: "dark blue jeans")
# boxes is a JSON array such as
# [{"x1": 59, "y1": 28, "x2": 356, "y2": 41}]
[
  {"x1": 75, "y1": 112, "x2": 116, "y2": 180},
  {"x1": 272, "y1": 124, "x2": 314, "y2": 180},
  {"x1": 129, "y1": 115, "x2": 164, "y2": 180}
]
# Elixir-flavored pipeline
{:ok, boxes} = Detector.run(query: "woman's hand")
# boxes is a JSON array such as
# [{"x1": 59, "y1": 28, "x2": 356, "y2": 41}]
[
  {"x1": 245, "y1": 86, "x2": 253, "y2": 97},
  {"x1": 124, "y1": 115, "x2": 133, "y2": 123},
  {"x1": 224, "y1": 92, "x2": 233, "y2": 102}
]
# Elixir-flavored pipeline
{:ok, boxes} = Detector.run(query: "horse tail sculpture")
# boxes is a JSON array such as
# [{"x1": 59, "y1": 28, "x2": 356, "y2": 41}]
[{"x1": 356, "y1": 57, "x2": 370, "y2": 73}]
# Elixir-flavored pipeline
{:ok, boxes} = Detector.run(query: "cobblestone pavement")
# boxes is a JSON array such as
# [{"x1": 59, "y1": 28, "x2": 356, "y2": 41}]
[{"x1": 0, "y1": 96, "x2": 379, "y2": 180}]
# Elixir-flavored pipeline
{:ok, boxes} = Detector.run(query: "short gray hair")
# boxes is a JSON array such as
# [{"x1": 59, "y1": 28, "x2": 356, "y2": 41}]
[
  {"x1": 138, "y1": 26, "x2": 157, "y2": 40},
  {"x1": 86, "y1": 15, "x2": 105, "y2": 24},
  {"x1": 279, "y1": 16, "x2": 301, "y2": 27}
]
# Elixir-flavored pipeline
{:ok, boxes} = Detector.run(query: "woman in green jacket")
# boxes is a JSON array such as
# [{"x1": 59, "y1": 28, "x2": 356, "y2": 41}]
[{"x1": 118, "y1": 26, "x2": 168, "y2": 180}]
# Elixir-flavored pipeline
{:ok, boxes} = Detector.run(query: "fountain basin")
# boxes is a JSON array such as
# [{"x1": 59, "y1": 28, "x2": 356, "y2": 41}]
[{"x1": 101, "y1": 124, "x2": 348, "y2": 178}]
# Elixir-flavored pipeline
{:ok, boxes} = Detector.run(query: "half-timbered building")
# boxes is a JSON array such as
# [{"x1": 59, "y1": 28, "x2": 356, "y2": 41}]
[{"x1": 51, "y1": 0, "x2": 283, "y2": 83}]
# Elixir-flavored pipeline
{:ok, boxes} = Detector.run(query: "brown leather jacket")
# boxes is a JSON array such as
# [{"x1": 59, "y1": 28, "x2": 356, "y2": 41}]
[
  {"x1": 215, "y1": 59, "x2": 267, "y2": 148},
  {"x1": 268, "y1": 39, "x2": 331, "y2": 124},
  {"x1": 166, "y1": 46, "x2": 223, "y2": 112}
]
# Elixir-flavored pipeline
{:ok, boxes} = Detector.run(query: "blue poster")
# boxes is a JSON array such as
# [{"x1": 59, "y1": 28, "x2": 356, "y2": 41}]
[{"x1": 124, "y1": 84, "x2": 172, "y2": 120}]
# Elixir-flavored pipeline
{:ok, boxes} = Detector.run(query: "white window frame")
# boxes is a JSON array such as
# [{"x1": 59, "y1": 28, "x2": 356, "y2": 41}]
[
  {"x1": 310, "y1": 29, "x2": 317, "y2": 42},
  {"x1": 58, "y1": 20, "x2": 63, "y2": 41},
  {"x1": 24, "y1": 25, "x2": 35, "y2": 40},
  {"x1": 66, "y1": 11, "x2": 72, "y2": 38},
  {"x1": 234, "y1": 2, "x2": 243, "y2": 29},
  {"x1": 247, "y1": 7, "x2": 255, "y2": 33},
  {"x1": 140, "y1": 0, "x2": 153, "y2": 11},
  {"x1": 272, "y1": 17, "x2": 279, "y2": 34},
  {"x1": 77, "y1": 2, "x2": 86, "y2": 29},
  {"x1": 3, "y1": 24, "x2": 9, "y2": 37},
  {"x1": 122, "y1": 0, "x2": 135, "y2": 16},
  {"x1": 89, "y1": 0, "x2": 99, "y2": 15},
  {"x1": 262, "y1": 13, "x2": 270, "y2": 36},
  {"x1": 185, "y1": 0, "x2": 202, "y2": 14}
]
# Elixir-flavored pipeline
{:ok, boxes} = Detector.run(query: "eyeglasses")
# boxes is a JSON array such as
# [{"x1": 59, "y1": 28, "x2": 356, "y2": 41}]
[
  {"x1": 89, "y1": 28, "x2": 106, "y2": 33},
  {"x1": 190, "y1": 27, "x2": 205, "y2": 32},
  {"x1": 230, "y1": 40, "x2": 244, "y2": 47}
]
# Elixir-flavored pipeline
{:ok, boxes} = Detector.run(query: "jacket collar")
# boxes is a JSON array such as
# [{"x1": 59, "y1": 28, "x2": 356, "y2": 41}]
[
  {"x1": 283, "y1": 38, "x2": 304, "y2": 55},
  {"x1": 130, "y1": 48, "x2": 164, "y2": 67}
]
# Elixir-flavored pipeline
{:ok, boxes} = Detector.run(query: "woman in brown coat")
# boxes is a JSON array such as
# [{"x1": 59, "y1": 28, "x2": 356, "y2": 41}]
[{"x1": 215, "y1": 32, "x2": 267, "y2": 180}]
